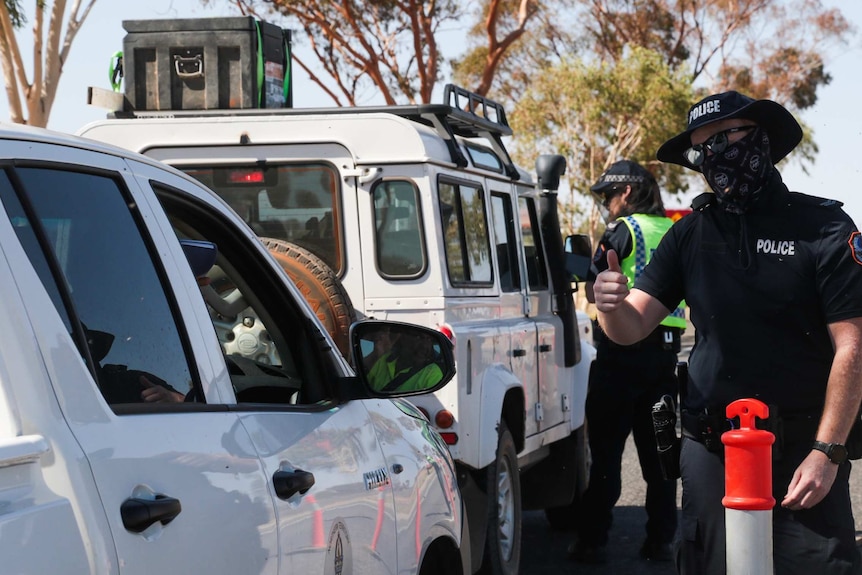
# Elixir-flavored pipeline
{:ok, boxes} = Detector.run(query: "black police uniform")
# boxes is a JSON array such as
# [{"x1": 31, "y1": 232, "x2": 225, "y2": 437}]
[
  {"x1": 575, "y1": 217, "x2": 680, "y2": 555},
  {"x1": 636, "y1": 170, "x2": 862, "y2": 574}
]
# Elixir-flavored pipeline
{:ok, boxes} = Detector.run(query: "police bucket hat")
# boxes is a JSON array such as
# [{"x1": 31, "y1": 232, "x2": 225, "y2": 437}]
[
  {"x1": 656, "y1": 90, "x2": 803, "y2": 171},
  {"x1": 590, "y1": 160, "x2": 655, "y2": 194}
]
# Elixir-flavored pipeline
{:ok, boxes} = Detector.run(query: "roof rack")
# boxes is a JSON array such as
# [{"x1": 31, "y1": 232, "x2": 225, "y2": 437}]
[
  {"x1": 420, "y1": 84, "x2": 518, "y2": 179},
  {"x1": 89, "y1": 84, "x2": 520, "y2": 179}
]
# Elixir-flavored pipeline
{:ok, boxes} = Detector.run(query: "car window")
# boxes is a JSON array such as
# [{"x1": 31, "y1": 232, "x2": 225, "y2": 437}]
[
  {"x1": 373, "y1": 180, "x2": 426, "y2": 278},
  {"x1": 465, "y1": 144, "x2": 503, "y2": 173},
  {"x1": 153, "y1": 183, "x2": 332, "y2": 407},
  {"x1": 518, "y1": 196, "x2": 549, "y2": 291},
  {"x1": 438, "y1": 179, "x2": 492, "y2": 286},
  {"x1": 490, "y1": 193, "x2": 521, "y2": 292},
  {"x1": 182, "y1": 163, "x2": 343, "y2": 274},
  {"x1": 0, "y1": 166, "x2": 198, "y2": 409}
]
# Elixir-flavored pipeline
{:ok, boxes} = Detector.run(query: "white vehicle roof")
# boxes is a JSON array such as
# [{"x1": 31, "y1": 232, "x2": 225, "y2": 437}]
[
  {"x1": 1, "y1": 121, "x2": 196, "y2": 176},
  {"x1": 78, "y1": 105, "x2": 535, "y2": 184}
]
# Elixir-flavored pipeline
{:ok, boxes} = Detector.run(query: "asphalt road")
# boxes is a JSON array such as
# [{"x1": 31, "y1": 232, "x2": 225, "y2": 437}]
[
  {"x1": 521, "y1": 438, "x2": 862, "y2": 574},
  {"x1": 519, "y1": 328, "x2": 862, "y2": 574}
]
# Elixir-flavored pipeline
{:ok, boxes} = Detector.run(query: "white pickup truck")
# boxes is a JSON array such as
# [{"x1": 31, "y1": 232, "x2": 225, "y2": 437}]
[
  {"x1": 82, "y1": 81, "x2": 596, "y2": 575},
  {"x1": 0, "y1": 123, "x2": 468, "y2": 574}
]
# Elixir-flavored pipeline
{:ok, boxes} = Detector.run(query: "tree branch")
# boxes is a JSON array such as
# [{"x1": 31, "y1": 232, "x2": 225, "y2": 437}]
[{"x1": 0, "y1": 1, "x2": 24, "y2": 122}]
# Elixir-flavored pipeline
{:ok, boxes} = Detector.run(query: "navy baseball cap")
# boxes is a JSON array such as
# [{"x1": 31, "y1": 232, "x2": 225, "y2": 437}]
[
  {"x1": 590, "y1": 160, "x2": 655, "y2": 194},
  {"x1": 657, "y1": 90, "x2": 803, "y2": 170}
]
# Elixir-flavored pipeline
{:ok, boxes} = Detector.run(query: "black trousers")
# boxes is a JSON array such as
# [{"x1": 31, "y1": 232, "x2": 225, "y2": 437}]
[
  {"x1": 677, "y1": 436, "x2": 862, "y2": 574},
  {"x1": 576, "y1": 344, "x2": 679, "y2": 547}
]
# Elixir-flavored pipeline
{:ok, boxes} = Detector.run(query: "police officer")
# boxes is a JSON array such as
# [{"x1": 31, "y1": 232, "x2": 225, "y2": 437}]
[
  {"x1": 593, "y1": 91, "x2": 862, "y2": 574},
  {"x1": 570, "y1": 160, "x2": 684, "y2": 564}
]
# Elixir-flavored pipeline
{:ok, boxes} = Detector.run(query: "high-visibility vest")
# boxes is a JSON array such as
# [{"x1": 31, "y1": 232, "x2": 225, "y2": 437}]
[{"x1": 619, "y1": 214, "x2": 687, "y2": 329}]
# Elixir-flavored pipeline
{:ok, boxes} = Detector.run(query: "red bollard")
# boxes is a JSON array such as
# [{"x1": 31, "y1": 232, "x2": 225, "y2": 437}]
[{"x1": 722, "y1": 398, "x2": 775, "y2": 574}]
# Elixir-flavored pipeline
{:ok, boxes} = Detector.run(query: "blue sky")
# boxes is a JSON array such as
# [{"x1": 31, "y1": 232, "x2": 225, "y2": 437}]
[{"x1": 4, "y1": 0, "x2": 862, "y2": 224}]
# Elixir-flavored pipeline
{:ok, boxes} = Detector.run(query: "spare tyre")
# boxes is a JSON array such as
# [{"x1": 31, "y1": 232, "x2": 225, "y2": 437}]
[{"x1": 262, "y1": 238, "x2": 357, "y2": 358}]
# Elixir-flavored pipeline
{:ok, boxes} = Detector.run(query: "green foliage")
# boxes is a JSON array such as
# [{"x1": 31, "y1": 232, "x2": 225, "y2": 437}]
[
  {"x1": 495, "y1": 0, "x2": 853, "y2": 234},
  {"x1": 510, "y1": 47, "x2": 694, "y2": 203},
  {"x1": 5, "y1": 0, "x2": 26, "y2": 27}
]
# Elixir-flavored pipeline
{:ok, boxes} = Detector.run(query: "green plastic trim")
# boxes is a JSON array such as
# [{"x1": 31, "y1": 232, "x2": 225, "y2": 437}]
[
  {"x1": 283, "y1": 35, "x2": 291, "y2": 105},
  {"x1": 109, "y1": 51, "x2": 123, "y2": 92},
  {"x1": 255, "y1": 21, "x2": 264, "y2": 107}
]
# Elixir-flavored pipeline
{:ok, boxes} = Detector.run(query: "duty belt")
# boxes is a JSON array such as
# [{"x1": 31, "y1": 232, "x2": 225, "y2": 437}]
[
  {"x1": 597, "y1": 326, "x2": 680, "y2": 351},
  {"x1": 681, "y1": 407, "x2": 820, "y2": 458}
]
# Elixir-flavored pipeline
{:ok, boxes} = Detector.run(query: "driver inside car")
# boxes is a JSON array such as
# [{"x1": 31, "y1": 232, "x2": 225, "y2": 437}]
[
  {"x1": 128, "y1": 238, "x2": 221, "y2": 404},
  {"x1": 367, "y1": 329, "x2": 443, "y2": 393}
]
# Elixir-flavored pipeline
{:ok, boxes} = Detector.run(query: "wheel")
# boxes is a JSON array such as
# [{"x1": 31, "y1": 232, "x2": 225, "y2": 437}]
[
  {"x1": 479, "y1": 421, "x2": 522, "y2": 575},
  {"x1": 262, "y1": 238, "x2": 357, "y2": 358}
]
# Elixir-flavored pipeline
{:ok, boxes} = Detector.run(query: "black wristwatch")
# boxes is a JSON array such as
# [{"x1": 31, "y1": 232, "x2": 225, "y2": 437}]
[{"x1": 812, "y1": 441, "x2": 848, "y2": 464}]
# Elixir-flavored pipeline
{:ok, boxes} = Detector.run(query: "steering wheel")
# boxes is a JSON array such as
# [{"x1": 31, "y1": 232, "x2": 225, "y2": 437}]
[{"x1": 225, "y1": 354, "x2": 302, "y2": 404}]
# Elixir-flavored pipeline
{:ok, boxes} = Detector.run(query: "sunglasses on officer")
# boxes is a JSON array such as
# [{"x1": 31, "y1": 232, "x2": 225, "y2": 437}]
[
  {"x1": 595, "y1": 186, "x2": 625, "y2": 208},
  {"x1": 684, "y1": 125, "x2": 756, "y2": 167}
]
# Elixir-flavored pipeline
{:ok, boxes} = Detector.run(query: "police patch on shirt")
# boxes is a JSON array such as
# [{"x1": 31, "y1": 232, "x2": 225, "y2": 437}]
[
  {"x1": 592, "y1": 244, "x2": 606, "y2": 264},
  {"x1": 850, "y1": 231, "x2": 862, "y2": 266}
]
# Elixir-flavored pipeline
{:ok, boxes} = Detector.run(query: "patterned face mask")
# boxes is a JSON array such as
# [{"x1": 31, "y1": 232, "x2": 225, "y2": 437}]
[{"x1": 701, "y1": 127, "x2": 773, "y2": 214}]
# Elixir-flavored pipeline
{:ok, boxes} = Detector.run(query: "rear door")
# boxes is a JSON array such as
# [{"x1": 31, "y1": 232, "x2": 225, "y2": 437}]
[{"x1": 0, "y1": 142, "x2": 279, "y2": 575}]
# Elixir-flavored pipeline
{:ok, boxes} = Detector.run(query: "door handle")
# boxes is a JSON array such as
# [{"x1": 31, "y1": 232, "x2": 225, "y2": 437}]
[
  {"x1": 273, "y1": 468, "x2": 316, "y2": 499},
  {"x1": 121, "y1": 494, "x2": 182, "y2": 533},
  {"x1": 512, "y1": 349, "x2": 527, "y2": 357},
  {"x1": 539, "y1": 344, "x2": 552, "y2": 353}
]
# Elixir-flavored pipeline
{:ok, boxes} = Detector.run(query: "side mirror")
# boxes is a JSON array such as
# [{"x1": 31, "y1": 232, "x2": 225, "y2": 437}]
[
  {"x1": 349, "y1": 321, "x2": 456, "y2": 398},
  {"x1": 565, "y1": 234, "x2": 593, "y2": 282}
]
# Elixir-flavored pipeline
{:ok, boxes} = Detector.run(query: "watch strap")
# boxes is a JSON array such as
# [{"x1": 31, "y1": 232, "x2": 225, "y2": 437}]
[{"x1": 812, "y1": 440, "x2": 847, "y2": 464}]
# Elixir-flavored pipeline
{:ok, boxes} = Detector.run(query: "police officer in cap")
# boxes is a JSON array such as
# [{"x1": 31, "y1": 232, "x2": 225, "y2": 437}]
[
  {"x1": 593, "y1": 90, "x2": 862, "y2": 574},
  {"x1": 570, "y1": 159, "x2": 684, "y2": 564}
]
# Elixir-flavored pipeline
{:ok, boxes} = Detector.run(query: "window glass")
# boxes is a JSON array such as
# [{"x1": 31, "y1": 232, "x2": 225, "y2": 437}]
[
  {"x1": 518, "y1": 197, "x2": 549, "y2": 290},
  {"x1": 0, "y1": 170, "x2": 71, "y2": 332},
  {"x1": 438, "y1": 179, "x2": 492, "y2": 285},
  {"x1": 182, "y1": 163, "x2": 342, "y2": 273},
  {"x1": 439, "y1": 181, "x2": 465, "y2": 283},
  {"x1": 490, "y1": 194, "x2": 520, "y2": 292},
  {"x1": 461, "y1": 186, "x2": 492, "y2": 283},
  {"x1": 156, "y1": 187, "x2": 326, "y2": 406},
  {"x1": 2, "y1": 167, "x2": 196, "y2": 407},
  {"x1": 373, "y1": 180, "x2": 425, "y2": 277},
  {"x1": 465, "y1": 144, "x2": 502, "y2": 172}
]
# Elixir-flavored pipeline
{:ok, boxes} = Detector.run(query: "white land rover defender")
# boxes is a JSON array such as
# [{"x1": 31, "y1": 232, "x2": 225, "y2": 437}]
[{"x1": 81, "y1": 80, "x2": 596, "y2": 574}]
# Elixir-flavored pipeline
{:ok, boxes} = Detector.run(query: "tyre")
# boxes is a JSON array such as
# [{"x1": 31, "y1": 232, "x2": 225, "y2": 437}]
[
  {"x1": 479, "y1": 421, "x2": 522, "y2": 575},
  {"x1": 262, "y1": 238, "x2": 357, "y2": 358}
]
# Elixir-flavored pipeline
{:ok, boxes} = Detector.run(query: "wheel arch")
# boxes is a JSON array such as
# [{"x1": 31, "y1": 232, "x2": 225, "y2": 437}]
[
  {"x1": 418, "y1": 534, "x2": 465, "y2": 575},
  {"x1": 477, "y1": 366, "x2": 524, "y2": 469}
]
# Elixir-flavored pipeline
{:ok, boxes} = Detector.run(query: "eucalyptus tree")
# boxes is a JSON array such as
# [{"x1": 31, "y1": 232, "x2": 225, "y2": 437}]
[
  {"x1": 0, "y1": 0, "x2": 98, "y2": 126},
  {"x1": 224, "y1": 0, "x2": 539, "y2": 104}
]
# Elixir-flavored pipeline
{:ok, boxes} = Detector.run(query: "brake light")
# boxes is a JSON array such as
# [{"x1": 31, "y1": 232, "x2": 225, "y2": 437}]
[
  {"x1": 439, "y1": 432, "x2": 458, "y2": 445},
  {"x1": 227, "y1": 169, "x2": 266, "y2": 184}
]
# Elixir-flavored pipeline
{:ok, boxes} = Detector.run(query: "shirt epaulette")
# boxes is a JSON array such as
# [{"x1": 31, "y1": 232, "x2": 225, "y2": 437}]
[
  {"x1": 786, "y1": 191, "x2": 844, "y2": 210},
  {"x1": 607, "y1": 220, "x2": 623, "y2": 231},
  {"x1": 691, "y1": 192, "x2": 713, "y2": 211}
]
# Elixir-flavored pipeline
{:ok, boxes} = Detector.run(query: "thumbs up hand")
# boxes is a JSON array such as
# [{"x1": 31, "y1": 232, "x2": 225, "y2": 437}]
[{"x1": 593, "y1": 249, "x2": 630, "y2": 313}]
